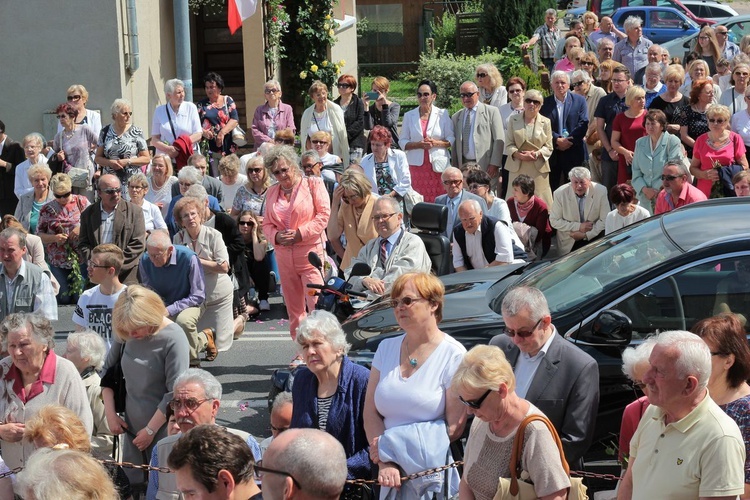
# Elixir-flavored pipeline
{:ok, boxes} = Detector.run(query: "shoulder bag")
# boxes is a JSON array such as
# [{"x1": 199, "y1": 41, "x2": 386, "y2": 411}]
[
  {"x1": 223, "y1": 97, "x2": 247, "y2": 147},
  {"x1": 100, "y1": 342, "x2": 127, "y2": 413},
  {"x1": 493, "y1": 414, "x2": 588, "y2": 500}
]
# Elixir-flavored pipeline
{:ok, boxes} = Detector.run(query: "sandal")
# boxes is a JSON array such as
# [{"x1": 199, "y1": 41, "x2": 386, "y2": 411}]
[{"x1": 203, "y1": 328, "x2": 218, "y2": 361}]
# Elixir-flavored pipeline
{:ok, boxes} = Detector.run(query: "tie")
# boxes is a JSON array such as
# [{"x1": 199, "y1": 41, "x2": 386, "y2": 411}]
[
  {"x1": 462, "y1": 109, "x2": 472, "y2": 158},
  {"x1": 379, "y1": 238, "x2": 388, "y2": 267},
  {"x1": 447, "y1": 198, "x2": 457, "y2": 239},
  {"x1": 577, "y1": 195, "x2": 586, "y2": 223}
]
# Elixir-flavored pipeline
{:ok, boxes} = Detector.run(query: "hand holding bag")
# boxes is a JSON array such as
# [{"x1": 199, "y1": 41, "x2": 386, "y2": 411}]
[{"x1": 493, "y1": 414, "x2": 588, "y2": 500}]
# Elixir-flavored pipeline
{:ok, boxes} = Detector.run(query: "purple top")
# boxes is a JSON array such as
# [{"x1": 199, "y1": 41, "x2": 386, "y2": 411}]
[
  {"x1": 251, "y1": 102, "x2": 296, "y2": 146},
  {"x1": 720, "y1": 394, "x2": 750, "y2": 483}
]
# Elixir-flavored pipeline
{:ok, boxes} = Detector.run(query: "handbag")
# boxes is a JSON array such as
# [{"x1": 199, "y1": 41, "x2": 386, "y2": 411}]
[
  {"x1": 100, "y1": 342, "x2": 127, "y2": 413},
  {"x1": 221, "y1": 97, "x2": 247, "y2": 147},
  {"x1": 402, "y1": 188, "x2": 424, "y2": 215},
  {"x1": 66, "y1": 164, "x2": 90, "y2": 188},
  {"x1": 493, "y1": 414, "x2": 588, "y2": 500}
]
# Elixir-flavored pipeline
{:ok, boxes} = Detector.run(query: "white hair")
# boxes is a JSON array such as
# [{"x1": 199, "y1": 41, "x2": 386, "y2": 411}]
[
  {"x1": 501, "y1": 286, "x2": 550, "y2": 322},
  {"x1": 622, "y1": 338, "x2": 656, "y2": 380},
  {"x1": 458, "y1": 199, "x2": 483, "y2": 214},
  {"x1": 569, "y1": 166, "x2": 591, "y2": 181},
  {"x1": 164, "y1": 78, "x2": 185, "y2": 95},
  {"x1": 652, "y1": 330, "x2": 711, "y2": 389},
  {"x1": 67, "y1": 331, "x2": 107, "y2": 371},
  {"x1": 177, "y1": 166, "x2": 202, "y2": 185},
  {"x1": 623, "y1": 16, "x2": 643, "y2": 31},
  {"x1": 551, "y1": 71, "x2": 570, "y2": 83},
  {"x1": 174, "y1": 368, "x2": 223, "y2": 400},
  {"x1": 296, "y1": 310, "x2": 350, "y2": 354},
  {"x1": 571, "y1": 70, "x2": 592, "y2": 84}
]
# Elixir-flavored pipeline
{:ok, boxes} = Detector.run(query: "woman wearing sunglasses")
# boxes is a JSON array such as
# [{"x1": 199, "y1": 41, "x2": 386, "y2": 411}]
[
  {"x1": 334, "y1": 74, "x2": 367, "y2": 164},
  {"x1": 52, "y1": 102, "x2": 97, "y2": 200},
  {"x1": 453, "y1": 344, "x2": 571, "y2": 500},
  {"x1": 59, "y1": 84, "x2": 102, "y2": 138},
  {"x1": 251, "y1": 79, "x2": 296, "y2": 148},
  {"x1": 364, "y1": 272, "x2": 466, "y2": 498},
  {"x1": 300, "y1": 80, "x2": 349, "y2": 165},
  {"x1": 475, "y1": 63, "x2": 507, "y2": 110}
]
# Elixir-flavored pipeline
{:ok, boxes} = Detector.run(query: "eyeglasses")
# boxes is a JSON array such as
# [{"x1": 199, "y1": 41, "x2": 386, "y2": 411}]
[
  {"x1": 459, "y1": 216, "x2": 477, "y2": 223},
  {"x1": 469, "y1": 183, "x2": 488, "y2": 190},
  {"x1": 67, "y1": 95, "x2": 82, "y2": 101},
  {"x1": 389, "y1": 296, "x2": 427, "y2": 308},
  {"x1": 54, "y1": 192, "x2": 72, "y2": 198},
  {"x1": 503, "y1": 318, "x2": 543, "y2": 338},
  {"x1": 416, "y1": 92, "x2": 432, "y2": 98},
  {"x1": 128, "y1": 185, "x2": 146, "y2": 191},
  {"x1": 57, "y1": 115, "x2": 68, "y2": 120},
  {"x1": 264, "y1": 88, "x2": 280, "y2": 94},
  {"x1": 476, "y1": 72, "x2": 488, "y2": 78},
  {"x1": 272, "y1": 167, "x2": 291, "y2": 177},
  {"x1": 442, "y1": 179, "x2": 462, "y2": 185},
  {"x1": 168, "y1": 398, "x2": 210, "y2": 412},
  {"x1": 119, "y1": 111, "x2": 133, "y2": 117},
  {"x1": 372, "y1": 212, "x2": 397, "y2": 222},
  {"x1": 459, "y1": 389, "x2": 492, "y2": 410},
  {"x1": 247, "y1": 168, "x2": 264, "y2": 174},
  {"x1": 99, "y1": 188, "x2": 120, "y2": 195},
  {"x1": 524, "y1": 99, "x2": 541, "y2": 105},
  {"x1": 459, "y1": 92, "x2": 477, "y2": 99},
  {"x1": 311, "y1": 140, "x2": 329, "y2": 145},
  {"x1": 336, "y1": 83, "x2": 352, "y2": 88},
  {"x1": 254, "y1": 461, "x2": 302, "y2": 489},
  {"x1": 302, "y1": 162, "x2": 322, "y2": 170},
  {"x1": 708, "y1": 118, "x2": 726, "y2": 124},
  {"x1": 736, "y1": 72, "x2": 750, "y2": 76},
  {"x1": 274, "y1": 138, "x2": 294, "y2": 145},
  {"x1": 508, "y1": 88, "x2": 523, "y2": 94},
  {"x1": 238, "y1": 220, "x2": 255, "y2": 226},
  {"x1": 661, "y1": 174, "x2": 680, "y2": 181},
  {"x1": 580, "y1": 61, "x2": 595, "y2": 66},
  {"x1": 572, "y1": 81, "x2": 584, "y2": 88}
]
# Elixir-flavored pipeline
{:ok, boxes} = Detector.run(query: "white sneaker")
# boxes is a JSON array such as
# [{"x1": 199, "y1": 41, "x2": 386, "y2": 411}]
[{"x1": 259, "y1": 299, "x2": 271, "y2": 311}]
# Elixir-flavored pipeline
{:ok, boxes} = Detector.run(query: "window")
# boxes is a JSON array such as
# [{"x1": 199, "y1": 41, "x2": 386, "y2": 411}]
[{"x1": 650, "y1": 9, "x2": 683, "y2": 28}]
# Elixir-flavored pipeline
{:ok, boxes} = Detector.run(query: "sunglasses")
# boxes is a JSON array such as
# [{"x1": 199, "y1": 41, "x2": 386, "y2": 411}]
[
  {"x1": 661, "y1": 174, "x2": 680, "y2": 181},
  {"x1": 311, "y1": 140, "x2": 329, "y2": 145},
  {"x1": 442, "y1": 179, "x2": 462, "y2": 185},
  {"x1": 168, "y1": 398, "x2": 209, "y2": 412},
  {"x1": 336, "y1": 83, "x2": 352, "y2": 88},
  {"x1": 508, "y1": 88, "x2": 523, "y2": 94},
  {"x1": 247, "y1": 168, "x2": 264, "y2": 174},
  {"x1": 238, "y1": 220, "x2": 255, "y2": 226},
  {"x1": 67, "y1": 95, "x2": 82, "y2": 101},
  {"x1": 468, "y1": 183, "x2": 488, "y2": 190},
  {"x1": 274, "y1": 138, "x2": 294, "y2": 145},
  {"x1": 503, "y1": 318, "x2": 543, "y2": 338},
  {"x1": 524, "y1": 98, "x2": 541, "y2": 105},
  {"x1": 99, "y1": 188, "x2": 121, "y2": 195},
  {"x1": 303, "y1": 162, "x2": 322, "y2": 170},
  {"x1": 459, "y1": 92, "x2": 477, "y2": 98},
  {"x1": 717, "y1": 31, "x2": 728, "y2": 35},
  {"x1": 580, "y1": 61, "x2": 595, "y2": 66},
  {"x1": 54, "y1": 192, "x2": 72, "y2": 198},
  {"x1": 708, "y1": 118, "x2": 726, "y2": 124},
  {"x1": 572, "y1": 81, "x2": 584, "y2": 88},
  {"x1": 476, "y1": 72, "x2": 488, "y2": 78},
  {"x1": 459, "y1": 389, "x2": 492, "y2": 410},
  {"x1": 416, "y1": 92, "x2": 432, "y2": 98},
  {"x1": 254, "y1": 461, "x2": 302, "y2": 489},
  {"x1": 264, "y1": 88, "x2": 280, "y2": 94},
  {"x1": 389, "y1": 296, "x2": 427, "y2": 308},
  {"x1": 272, "y1": 167, "x2": 290, "y2": 177}
]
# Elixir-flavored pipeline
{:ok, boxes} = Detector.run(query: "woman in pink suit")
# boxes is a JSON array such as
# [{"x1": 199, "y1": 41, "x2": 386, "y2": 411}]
[{"x1": 262, "y1": 145, "x2": 331, "y2": 340}]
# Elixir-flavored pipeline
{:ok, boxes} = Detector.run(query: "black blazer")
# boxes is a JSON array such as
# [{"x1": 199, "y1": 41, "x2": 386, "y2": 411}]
[
  {"x1": 335, "y1": 94, "x2": 366, "y2": 151},
  {"x1": 0, "y1": 137, "x2": 24, "y2": 215}
]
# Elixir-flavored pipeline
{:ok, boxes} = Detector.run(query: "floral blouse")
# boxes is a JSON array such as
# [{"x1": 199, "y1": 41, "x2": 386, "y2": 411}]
[
  {"x1": 197, "y1": 95, "x2": 239, "y2": 155},
  {"x1": 98, "y1": 125, "x2": 148, "y2": 197},
  {"x1": 36, "y1": 195, "x2": 90, "y2": 268},
  {"x1": 232, "y1": 184, "x2": 266, "y2": 216}
]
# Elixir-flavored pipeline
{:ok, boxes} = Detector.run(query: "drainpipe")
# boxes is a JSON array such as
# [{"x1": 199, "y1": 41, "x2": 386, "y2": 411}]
[
  {"x1": 173, "y1": 0, "x2": 193, "y2": 101},
  {"x1": 125, "y1": 0, "x2": 140, "y2": 74}
]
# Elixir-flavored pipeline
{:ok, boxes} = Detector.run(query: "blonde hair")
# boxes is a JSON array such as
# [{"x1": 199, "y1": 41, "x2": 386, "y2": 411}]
[
  {"x1": 218, "y1": 154, "x2": 241, "y2": 177},
  {"x1": 112, "y1": 285, "x2": 166, "y2": 341},
  {"x1": 24, "y1": 405, "x2": 91, "y2": 452},
  {"x1": 664, "y1": 64, "x2": 685, "y2": 84},
  {"x1": 308, "y1": 80, "x2": 328, "y2": 97},
  {"x1": 624, "y1": 85, "x2": 646, "y2": 106},
  {"x1": 475, "y1": 63, "x2": 503, "y2": 89},
  {"x1": 173, "y1": 196, "x2": 205, "y2": 229},
  {"x1": 150, "y1": 154, "x2": 174, "y2": 178},
  {"x1": 66, "y1": 84, "x2": 90, "y2": 102},
  {"x1": 50, "y1": 173, "x2": 72, "y2": 194},
  {"x1": 27, "y1": 164, "x2": 52, "y2": 182},
  {"x1": 452, "y1": 345, "x2": 517, "y2": 394},
  {"x1": 706, "y1": 103, "x2": 731, "y2": 123}
]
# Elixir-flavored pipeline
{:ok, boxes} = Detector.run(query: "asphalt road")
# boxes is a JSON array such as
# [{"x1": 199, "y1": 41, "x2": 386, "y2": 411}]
[{"x1": 52, "y1": 293, "x2": 297, "y2": 444}]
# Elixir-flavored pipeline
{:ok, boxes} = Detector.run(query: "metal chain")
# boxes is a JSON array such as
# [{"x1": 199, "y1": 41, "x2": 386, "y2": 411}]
[
  {"x1": 570, "y1": 469, "x2": 623, "y2": 481},
  {"x1": 346, "y1": 461, "x2": 464, "y2": 486},
  {"x1": 100, "y1": 459, "x2": 172, "y2": 474},
  {"x1": 0, "y1": 467, "x2": 23, "y2": 480}
]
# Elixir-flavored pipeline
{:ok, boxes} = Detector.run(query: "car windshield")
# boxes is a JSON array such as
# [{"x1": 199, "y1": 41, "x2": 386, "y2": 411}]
[{"x1": 501, "y1": 218, "x2": 682, "y2": 315}]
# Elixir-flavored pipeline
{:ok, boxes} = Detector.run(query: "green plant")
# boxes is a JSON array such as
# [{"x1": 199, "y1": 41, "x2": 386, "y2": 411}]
[
  {"x1": 188, "y1": 0, "x2": 224, "y2": 15},
  {"x1": 65, "y1": 245, "x2": 85, "y2": 298},
  {"x1": 430, "y1": 12, "x2": 457, "y2": 55},
  {"x1": 482, "y1": 0, "x2": 556, "y2": 50},
  {"x1": 265, "y1": 0, "x2": 291, "y2": 77}
]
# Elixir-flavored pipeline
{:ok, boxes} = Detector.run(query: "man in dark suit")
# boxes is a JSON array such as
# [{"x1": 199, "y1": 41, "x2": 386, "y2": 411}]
[
  {"x1": 79, "y1": 174, "x2": 146, "y2": 284},
  {"x1": 0, "y1": 120, "x2": 25, "y2": 216},
  {"x1": 434, "y1": 167, "x2": 487, "y2": 240},
  {"x1": 489, "y1": 286, "x2": 599, "y2": 467},
  {"x1": 540, "y1": 71, "x2": 589, "y2": 192},
  {"x1": 171, "y1": 152, "x2": 224, "y2": 203}
]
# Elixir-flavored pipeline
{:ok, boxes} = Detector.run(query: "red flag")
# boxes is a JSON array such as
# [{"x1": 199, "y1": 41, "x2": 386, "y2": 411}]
[{"x1": 228, "y1": 0, "x2": 258, "y2": 35}]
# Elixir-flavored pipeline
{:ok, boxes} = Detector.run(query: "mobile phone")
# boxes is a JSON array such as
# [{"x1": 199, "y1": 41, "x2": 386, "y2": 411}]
[{"x1": 366, "y1": 91, "x2": 379, "y2": 100}]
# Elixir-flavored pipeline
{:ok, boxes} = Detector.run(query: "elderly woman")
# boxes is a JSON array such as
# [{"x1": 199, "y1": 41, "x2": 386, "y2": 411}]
[
  {"x1": 251, "y1": 79, "x2": 296, "y2": 147},
  {"x1": 681, "y1": 59, "x2": 722, "y2": 102},
  {"x1": 572, "y1": 70, "x2": 606, "y2": 181},
  {"x1": 145, "y1": 154, "x2": 177, "y2": 218},
  {"x1": 678, "y1": 78, "x2": 716, "y2": 158},
  {"x1": 364, "y1": 272, "x2": 466, "y2": 497},
  {"x1": 164, "y1": 165, "x2": 222, "y2": 236},
  {"x1": 359, "y1": 125, "x2": 411, "y2": 201},
  {"x1": 605, "y1": 183, "x2": 650, "y2": 234},
  {"x1": 364, "y1": 76, "x2": 401, "y2": 150},
  {"x1": 719, "y1": 63, "x2": 750, "y2": 115},
  {"x1": 102, "y1": 285, "x2": 189, "y2": 485},
  {"x1": 733, "y1": 89, "x2": 750, "y2": 165},
  {"x1": 291, "y1": 310, "x2": 371, "y2": 486},
  {"x1": 53, "y1": 102, "x2": 97, "y2": 198},
  {"x1": 14, "y1": 163, "x2": 53, "y2": 232},
  {"x1": 453, "y1": 344, "x2": 571, "y2": 500},
  {"x1": 578, "y1": 52, "x2": 600, "y2": 81},
  {"x1": 262, "y1": 146, "x2": 330, "y2": 340},
  {"x1": 467, "y1": 169, "x2": 511, "y2": 226},
  {"x1": 37, "y1": 173, "x2": 90, "y2": 304},
  {"x1": 64, "y1": 331, "x2": 113, "y2": 457},
  {"x1": 127, "y1": 172, "x2": 166, "y2": 232},
  {"x1": 632, "y1": 109, "x2": 683, "y2": 214},
  {"x1": 310, "y1": 130, "x2": 343, "y2": 166},
  {"x1": 650, "y1": 65, "x2": 689, "y2": 134},
  {"x1": 400, "y1": 80, "x2": 455, "y2": 203},
  {"x1": 508, "y1": 174, "x2": 551, "y2": 258},
  {"x1": 505, "y1": 89, "x2": 554, "y2": 207},
  {"x1": 151, "y1": 78, "x2": 202, "y2": 164},
  {"x1": 238, "y1": 211, "x2": 271, "y2": 313},
  {"x1": 197, "y1": 72, "x2": 240, "y2": 160},
  {"x1": 334, "y1": 74, "x2": 367, "y2": 163},
  {"x1": 734, "y1": 170, "x2": 750, "y2": 196},
  {"x1": 643, "y1": 63, "x2": 667, "y2": 108},
  {"x1": 300, "y1": 80, "x2": 349, "y2": 165},
  {"x1": 553, "y1": 39, "x2": 582, "y2": 73},
  {"x1": 94, "y1": 98, "x2": 150, "y2": 199},
  {"x1": 328, "y1": 169, "x2": 378, "y2": 270},
  {"x1": 612, "y1": 86, "x2": 648, "y2": 184},
  {"x1": 619, "y1": 340, "x2": 655, "y2": 467},
  {"x1": 217, "y1": 153, "x2": 246, "y2": 212},
  {"x1": 231, "y1": 155, "x2": 269, "y2": 217},
  {"x1": 691, "y1": 103, "x2": 749, "y2": 197},
  {"x1": 475, "y1": 62, "x2": 507, "y2": 109},
  {"x1": 690, "y1": 25, "x2": 723, "y2": 76},
  {"x1": 60, "y1": 84, "x2": 102, "y2": 137},
  {"x1": 173, "y1": 196, "x2": 235, "y2": 352},
  {"x1": 692, "y1": 314, "x2": 750, "y2": 498},
  {"x1": 14, "y1": 133, "x2": 48, "y2": 200},
  {"x1": 0, "y1": 313, "x2": 93, "y2": 470},
  {"x1": 498, "y1": 77, "x2": 526, "y2": 130}
]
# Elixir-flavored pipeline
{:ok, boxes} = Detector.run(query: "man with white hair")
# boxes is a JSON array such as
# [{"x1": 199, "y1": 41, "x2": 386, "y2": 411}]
[
  {"x1": 654, "y1": 160, "x2": 707, "y2": 214},
  {"x1": 549, "y1": 167, "x2": 609, "y2": 256},
  {"x1": 451, "y1": 81, "x2": 504, "y2": 177},
  {"x1": 613, "y1": 16, "x2": 653, "y2": 77},
  {"x1": 170, "y1": 152, "x2": 224, "y2": 202},
  {"x1": 540, "y1": 71, "x2": 589, "y2": 192},
  {"x1": 633, "y1": 45, "x2": 665, "y2": 87},
  {"x1": 617, "y1": 331, "x2": 745, "y2": 499},
  {"x1": 597, "y1": 38, "x2": 615, "y2": 63}
]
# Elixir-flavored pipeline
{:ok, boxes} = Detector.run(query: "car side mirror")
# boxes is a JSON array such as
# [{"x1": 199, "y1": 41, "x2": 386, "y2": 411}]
[
  {"x1": 576, "y1": 310, "x2": 632, "y2": 346},
  {"x1": 682, "y1": 22, "x2": 690, "y2": 30}
]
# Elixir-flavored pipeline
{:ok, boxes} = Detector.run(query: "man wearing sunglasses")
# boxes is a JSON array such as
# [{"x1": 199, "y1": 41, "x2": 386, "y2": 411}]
[
  {"x1": 654, "y1": 160, "x2": 706, "y2": 215},
  {"x1": 435, "y1": 167, "x2": 487, "y2": 240},
  {"x1": 489, "y1": 286, "x2": 599, "y2": 468},
  {"x1": 150, "y1": 369, "x2": 261, "y2": 499}
]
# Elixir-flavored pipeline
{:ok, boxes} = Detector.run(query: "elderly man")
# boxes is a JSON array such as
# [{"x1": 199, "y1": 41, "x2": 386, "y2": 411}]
[
  {"x1": 717, "y1": 25, "x2": 740, "y2": 61},
  {"x1": 550, "y1": 167, "x2": 610, "y2": 256},
  {"x1": 613, "y1": 16, "x2": 653, "y2": 77},
  {"x1": 595, "y1": 65, "x2": 632, "y2": 193},
  {"x1": 169, "y1": 425, "x2": 262, "y2": 500},
  {"x1": 171, "y1": 153, "x2": 224, "y2": 202},
  {"x1": 165, "y1": 165, "x2": 223, "y2": 236},
  {"x1": 452, "y1": 199, "x2": 524, "y2": 272},
  {"x1": 78, "y1": 174, "x2": 146, "y2": 285},
  {"x1": 617, "y1": 331, "x2": 745, "y2": 499},
  {"x1": 261, "y1": 428, "x2": 348, "y2": 500},
  {"x1": 347, "y1": 196, "x2": 430, "y2": 296},
  {"x1": 150, "y1": 369, "x2": 261, "y2": 499},
  {"x1": 0, "y1": 120, "x2": 25, "y2": 216},
  {"x1": 260, "y1": 392, "x2": 293, "y2": 458},
  {"x1": 654, "y1": 160, "x2": 708, "y2": 214},
  {"x1": 597, "y1": 38, "x2": 615, "y2": 63},
  {"x1": 139, "y1": 230, "x2": 215, "y2": 366},
  {"x1": 541, "y1": 71, "x2": 589, "y2": 192},
  {"x1": 590, "y1": 16, "x2": 624, "y2": 47},
  {"x1": 489, "y1": 286, "x2": 599, "y2": 467},
  {"x1": 633, "y1": 44, "x2": 664, "y2": 86},
  {"x1": 521, "y1": 8, "x2": 560, "y2": 72},
  {"x1": 434, "y1": 167, "x2": 488, "y2": 240},
  {"x1": 0, "y1": 227, "x2": 56, "y2": 321},
  {"x1": 451, "y1": 81, "x2": 504, "y2": 178}
]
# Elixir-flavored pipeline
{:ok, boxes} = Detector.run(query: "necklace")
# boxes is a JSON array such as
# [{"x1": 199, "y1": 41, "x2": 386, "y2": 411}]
[
  {"x1": 63, "y1": 126, "x2": 76, "y2": 140},
  {"x1": 404, "y1": 337, "x2": 418, "y2": 368}
]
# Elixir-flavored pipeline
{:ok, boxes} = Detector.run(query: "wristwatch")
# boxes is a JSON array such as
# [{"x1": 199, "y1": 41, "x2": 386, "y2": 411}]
[{"x1": 145, "y1": 426, "x2": 154, "y2": 436}]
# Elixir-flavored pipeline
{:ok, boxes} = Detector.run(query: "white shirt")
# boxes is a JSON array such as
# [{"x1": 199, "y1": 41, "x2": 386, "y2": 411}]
[
  {"x1": 151, "y1": 101, "x2": 202, "y2": 145},
  {"x1": 513, "y1": 328, "x2": 556, "y2": 399},
  {"x1": 555, "y1": 94, "x2": 565, "y2": 134},
  {"x1": 141, "y1": 199, "x2": 167, "y2": 232},
  {"x1": 719, "y1": 86, "x2": 747, "y2": 116},
  {"x1": 0, "y1": 261, "x2": 57, "y2": 321},
  {"x1": 451, "y1": 220, "x2": 514, "y2": 269},
  {"x1": 14, "y1": 156, "x2": 48, "y2": 199},
  {"x1": 72, "y1": 284, "x2": 127, "y2": 347},
  {"x1": 732, "y1": 108, "x2": 750, "y2": 146}
]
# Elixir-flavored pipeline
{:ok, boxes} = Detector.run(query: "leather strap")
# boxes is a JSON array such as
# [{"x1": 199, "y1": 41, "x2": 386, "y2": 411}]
[{"x1": 508, "y1": 414, "x2": 570, "y2": 495}]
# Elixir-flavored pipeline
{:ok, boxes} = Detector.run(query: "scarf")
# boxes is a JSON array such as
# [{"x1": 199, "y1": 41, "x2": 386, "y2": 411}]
[{"x1": 515, "y1": 196, "x2": 536, "y2": 220}]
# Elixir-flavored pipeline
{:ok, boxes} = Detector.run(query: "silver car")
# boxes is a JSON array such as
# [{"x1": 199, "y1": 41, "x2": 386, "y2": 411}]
[{"x1": 662, "y1": 14, "x2": 750, "y2": 61}]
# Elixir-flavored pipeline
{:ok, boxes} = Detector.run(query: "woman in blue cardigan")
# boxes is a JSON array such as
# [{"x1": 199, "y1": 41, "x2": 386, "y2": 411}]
[{"x1": 291, "y1": 310, "x2": 372, "y2": 489}]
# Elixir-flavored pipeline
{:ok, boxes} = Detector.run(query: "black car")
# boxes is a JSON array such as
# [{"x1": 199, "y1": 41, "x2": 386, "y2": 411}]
[{"x1": 340, "y1": 197, "x2": 750, "y2": 468}]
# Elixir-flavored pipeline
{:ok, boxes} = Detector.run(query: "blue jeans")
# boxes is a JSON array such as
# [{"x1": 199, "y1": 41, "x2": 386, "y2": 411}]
[{"x1": 49, "y1": 264, "x2": 87, "y2": 305}]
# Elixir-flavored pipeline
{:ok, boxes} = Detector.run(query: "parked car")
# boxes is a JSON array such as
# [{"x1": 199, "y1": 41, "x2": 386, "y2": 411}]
[
  {"x1": 589, "y1": 0, "x2": 715, "y2": 25},
  {"x1": 662, "y1": 14, "x2": 750, "y2": 61},
  {"x1": 681, "y1": 0, "x2": 739, "y2": 21},
  {"x1": 611, "y1": 6, "x2": 700, "y2": 44}
]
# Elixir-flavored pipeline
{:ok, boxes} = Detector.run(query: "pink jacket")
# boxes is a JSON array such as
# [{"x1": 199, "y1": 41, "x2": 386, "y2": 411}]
[
  {"x1": 262, "y1": 176, "x2": 331, "y2": 250},
  {"x1": 251, "y1": 102, "x2": 296, "y2": 146}
]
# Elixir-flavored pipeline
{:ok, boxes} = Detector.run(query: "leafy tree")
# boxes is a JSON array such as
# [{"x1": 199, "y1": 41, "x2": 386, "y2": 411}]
[{"x1": 481, "y1": 0, "x2": 556, "y2": 50}]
